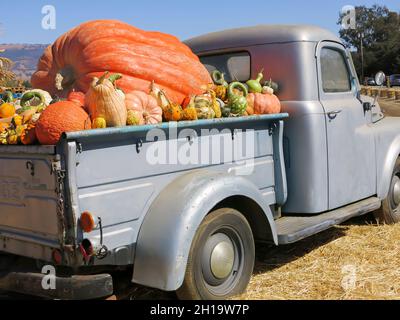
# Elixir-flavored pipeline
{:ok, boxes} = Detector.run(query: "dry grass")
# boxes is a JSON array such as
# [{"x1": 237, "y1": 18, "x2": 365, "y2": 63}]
[{"x1": 236, "y1": 214, "x2": 400, "y2": 300}]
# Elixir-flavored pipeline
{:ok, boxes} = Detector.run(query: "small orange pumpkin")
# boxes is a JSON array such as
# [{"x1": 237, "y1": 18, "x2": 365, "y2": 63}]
[
  {"x1": 246, "y1": 92, "x2": 281, "y2": 115},
  {"x1": 35, "y1": 101, "x2": 91, "y2": 145},
  {"x1": 0, "y1": 103, "x2": 15, "y2": 118},
  {"x1": 68, "y1": 91, "x2": 86, "y2": 108},
  {"x1": 125, "y1": 91, "x2": 162, "y2": 125}
]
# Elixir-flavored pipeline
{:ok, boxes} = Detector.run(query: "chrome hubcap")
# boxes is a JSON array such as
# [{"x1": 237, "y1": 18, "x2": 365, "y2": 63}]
[
  {"x1": 393, "y1": 176, "x2": 400, "y2": 207},
  {"x1": 210, "y1": 240, "x2": 235, "y2": 279}
]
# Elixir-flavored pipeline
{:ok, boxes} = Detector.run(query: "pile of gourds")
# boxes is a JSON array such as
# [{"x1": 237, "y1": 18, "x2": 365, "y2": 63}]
[
  {"x1": 208, "y1": 69, "x2": 281, "y2": 118},
  {"x1": 0, "y1": 69, "x2": 282, "y2": 146},
  {"x1": 0, "y1": 89, "x2": 52, "y2": 145}
]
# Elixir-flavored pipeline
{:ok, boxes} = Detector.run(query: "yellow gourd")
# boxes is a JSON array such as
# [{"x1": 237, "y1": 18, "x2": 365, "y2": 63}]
[
  {"x1": 12, "y1": 115, "x2": 23, "y2": 127},
  {"x1": 126, "y1": 110, "x2": 142, "y2": 126},
  {"x1": 92, "y1": 117, "x2": 107, "y2": 129},
  {"x1": 0, "y1": 103, "x2": 15, "y2": 118}
]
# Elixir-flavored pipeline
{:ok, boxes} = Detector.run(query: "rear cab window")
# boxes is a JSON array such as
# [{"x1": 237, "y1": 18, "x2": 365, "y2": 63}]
[{"x1": 200, "y1": 52, "x2": 251, "y2": 82}]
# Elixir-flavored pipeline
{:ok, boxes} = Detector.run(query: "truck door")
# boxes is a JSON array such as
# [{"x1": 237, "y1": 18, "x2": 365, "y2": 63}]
[{"x1": 317, "y1": 42, "x2": 376, "y2": 210}]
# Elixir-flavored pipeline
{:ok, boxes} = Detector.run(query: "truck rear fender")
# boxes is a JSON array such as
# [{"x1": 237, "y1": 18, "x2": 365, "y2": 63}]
[{"x1": 132, "y1": 170, "x2": 277, "y2": 291}]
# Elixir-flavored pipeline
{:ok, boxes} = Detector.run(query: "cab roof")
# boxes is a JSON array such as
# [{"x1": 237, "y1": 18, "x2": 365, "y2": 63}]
[{"x1": 185, "y1": 24, "x2": 342, "y2": 53}]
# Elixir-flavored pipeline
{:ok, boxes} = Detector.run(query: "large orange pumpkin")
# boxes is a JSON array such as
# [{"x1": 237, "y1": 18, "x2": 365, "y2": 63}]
[
  {"x1": 31, "y1": 20, "x2": 212, "y2": 105},
  {"x1": 35, "y1": 101, "x2": 91, "y2": 145}
]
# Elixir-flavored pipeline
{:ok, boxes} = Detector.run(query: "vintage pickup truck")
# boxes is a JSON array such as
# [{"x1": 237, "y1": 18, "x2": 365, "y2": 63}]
[{"x1": 0, "y1": 25, "x2": 399, "y2": 300}]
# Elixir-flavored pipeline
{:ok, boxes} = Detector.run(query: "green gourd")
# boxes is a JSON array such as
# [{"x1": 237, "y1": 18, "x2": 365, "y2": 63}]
[
  {"x1": 246, "y1": 70, "x2": 264, "y2": 93},
  {"x1": 21, "y1": 91, "x2": 46, "y2": 108},
  {"x1": 227, "y1": 82, "x2": 248, "y2": 116},
  {"x1": 264, "y1": 79, "x2": 279, "y2": 93},
  {"x1": 2, "y1": 91, "x2": 14, "y2": 103},
  {"x1": 211, "y1": 70, "x2": 228, "y2": 87}
]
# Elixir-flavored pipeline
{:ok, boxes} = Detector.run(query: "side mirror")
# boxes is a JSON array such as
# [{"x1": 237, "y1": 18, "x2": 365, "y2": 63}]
[
  {"x1": 363, "y1": 102, "x2": 372, "y2": 113},
  {"x1": 375, "y1": 71, "x2": 386, "y2": 86}
]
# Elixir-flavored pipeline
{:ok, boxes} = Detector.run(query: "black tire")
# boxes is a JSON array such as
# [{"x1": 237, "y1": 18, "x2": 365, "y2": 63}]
[
  {"x1": 176, "y1": 208, "x2": 255, "y2": 300},
  {"x1": 375, "y1": 158, "x2": 400, "y2": 224}
]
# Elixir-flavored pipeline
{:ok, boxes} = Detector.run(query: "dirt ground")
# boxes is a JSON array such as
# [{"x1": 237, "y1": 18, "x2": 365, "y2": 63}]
[
  {"x1": 378, "y1": 97, "x2": 400, "y2": 117},
  {"x1": 1, "y1": 97, "x2": 400, "y2": 300}
]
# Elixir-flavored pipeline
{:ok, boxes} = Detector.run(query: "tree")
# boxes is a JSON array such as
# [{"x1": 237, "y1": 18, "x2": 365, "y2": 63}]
[
  {"x1": 338, "y1": 5, "x2": 400, "y2": 79},
  {"x1": 22, "y1": 80, "x2": 32, "y2": 89},
  {"x1": 0, "y1": 49, "x2": 17, "y2": 87}
]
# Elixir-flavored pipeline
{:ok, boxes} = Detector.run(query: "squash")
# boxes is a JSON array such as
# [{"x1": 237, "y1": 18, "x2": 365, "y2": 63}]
[
  {"x1": 126, "y1": 110, "x2": 143, "y2": 126},
  {"x1": 164, "y1": 103, "x2": 183, "y2": 122},
  {"x1": 246, "y1": 70, "x2": 264, "y2": 93},
  {"x1": 6, "y1": 133, "x2": 18, "y2": 145},
  {"x1": 227, "y1": 82, "x2": 248, "y2": 116},
  {"x1": 68, "y1": 91, "x2": 86, "y2": 107},
  {"x1": 21, "y1": 124, "x2": 37, "y2": 145},
  {"x1": 31, "y1": 20, "x2": 212, "y2": 105},
  {"x1": 0, "y1": 103, "x2": 15, "y2": 118},
  {"x1": 20, "y1": 107, "x2": 39, "y2": 124},
  {"x1": 85, "y1": 72, "x2": 127, "y2": 127},
  {"x1": 22, "y1": 89, "x2": 52, "y2": 106},
  {"x1": 35, "y1": 101, "x2": 91, "y2": 145},
  {"x1": 182, "y1": 106, "x2": 198, "y2": 121},
  {"x1": 209, "y1": 91, "x2": 222, "y2": 118},
  {"x1": 158, "y1": 90, "x2": 183, "y2": 122},
  {"x1": 263, "y1": 79, "x2": 279, "y2": 93},
  {"x1": 0, "y1": 122, "x2": 9, "y2": 133},
  {"x1": 246, "y1": 92, "x2": 281, "y2": 115},
  {"x1": 211, "y1": 70, "x2": 228, "y2": 100},
  {"x1": 125, "y1": 91, "x2": 162, "y2": 125},
  {"x1": 92, "y1": 117, "x2": 107, "y2": 129},
  {"x1": 2, "y1": 91, "x2": 14, "y2": 103},
  {"x1": 11, "y1": 115, "x2": 23, "y2": 127},
  {"x1": 186, "y1": 93, "x2": 216, "y2": 120}
]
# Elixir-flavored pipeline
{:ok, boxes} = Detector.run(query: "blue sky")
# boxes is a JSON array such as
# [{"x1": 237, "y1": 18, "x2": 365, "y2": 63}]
[{"x1": 0, "y1": 0, "x2": 399, "y2": 43}]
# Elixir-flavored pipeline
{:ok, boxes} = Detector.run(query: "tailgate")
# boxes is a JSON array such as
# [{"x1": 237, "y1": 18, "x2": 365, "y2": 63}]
[{"x1": 0, "y1": 145, "x2": 62, "y2": 254}]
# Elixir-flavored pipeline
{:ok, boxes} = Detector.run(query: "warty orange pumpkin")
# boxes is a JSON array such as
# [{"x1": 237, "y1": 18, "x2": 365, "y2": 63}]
[
  {"x1": 31, "y1": 20, "x2": 212, "y2": 105},
  {"x1": 35, "y1": 101, "x2": 91, "y2": 145}
]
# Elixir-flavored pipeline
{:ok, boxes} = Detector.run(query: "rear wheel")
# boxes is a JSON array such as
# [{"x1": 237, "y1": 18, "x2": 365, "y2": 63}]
[
  {"x1": 375, "y1": 158, "x2": 400, "y2": 224},
  {"x1": 176, "y1": 208, "x2": 255, "y2": 300}
]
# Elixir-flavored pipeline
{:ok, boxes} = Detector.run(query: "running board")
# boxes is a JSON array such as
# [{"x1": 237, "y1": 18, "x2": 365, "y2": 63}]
[{"x1": 276, "y1": 197, "x2": 381, "y2": 244}]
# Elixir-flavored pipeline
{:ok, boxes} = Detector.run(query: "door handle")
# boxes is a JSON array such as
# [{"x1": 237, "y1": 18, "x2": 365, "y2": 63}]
[{"x1": 327, "y1": 110, "x2": 342, "y2": 120}]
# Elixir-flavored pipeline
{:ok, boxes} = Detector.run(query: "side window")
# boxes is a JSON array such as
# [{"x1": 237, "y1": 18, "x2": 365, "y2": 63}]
[
  {"x1": 200, "y1": 52, "x2": 250, "y2": 82},
  {"x1": 320, "y1": 48, "x2": 351, "y2": 93}
]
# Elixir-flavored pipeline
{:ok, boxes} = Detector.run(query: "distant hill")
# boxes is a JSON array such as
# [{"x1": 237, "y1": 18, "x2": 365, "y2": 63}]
[{"x1": 0, "y1": 44, "x2": 48, "y2": 81}]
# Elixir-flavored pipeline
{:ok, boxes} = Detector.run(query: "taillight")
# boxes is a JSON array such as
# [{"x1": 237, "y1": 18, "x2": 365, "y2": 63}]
[
  {"x1": 79, "y1": 211, "x2": 96, "y2": 233},
  {"x1": 52, "y1": 249, "x2": 63, "y2": 265}
]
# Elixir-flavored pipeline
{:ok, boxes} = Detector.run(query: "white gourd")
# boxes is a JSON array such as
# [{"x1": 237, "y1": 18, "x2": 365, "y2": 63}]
[{"x1": 86, "y1": 74, "x2": 127, "y2": 127}]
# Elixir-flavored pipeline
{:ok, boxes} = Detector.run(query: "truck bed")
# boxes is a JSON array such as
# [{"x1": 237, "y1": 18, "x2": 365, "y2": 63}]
[{"x1": 0, "y1": 114, "x2": 288, "y2": 266}]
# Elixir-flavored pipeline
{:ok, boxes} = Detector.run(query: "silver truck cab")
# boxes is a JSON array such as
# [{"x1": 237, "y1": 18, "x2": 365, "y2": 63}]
[{"x1": 186, "y1": 24, "x2": 393, "y2": 215}]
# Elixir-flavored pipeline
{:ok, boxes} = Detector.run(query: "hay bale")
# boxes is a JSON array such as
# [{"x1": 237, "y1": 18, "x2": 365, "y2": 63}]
[
  {"x1": 380, "y1": 89, "x2": 388, "y2": 98},
  {"x1": 234, "y1": 220, "x2": 400, "y2": 300},
  {"x1": 388, "y1": 89, "x2": 396, "y2": 99}
]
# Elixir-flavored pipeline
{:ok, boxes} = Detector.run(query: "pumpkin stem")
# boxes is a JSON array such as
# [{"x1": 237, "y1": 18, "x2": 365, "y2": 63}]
[
  {"x1": 55, "y1": 66, "x2": 75, "y2": 91},
  {"x1": 97, "y1": 71, "x2": 110, "y2": 85},
  {"x1": 108, "y1": 73, "x2": 122, "y2": 85},
  {"x1": 159, "y1": 90, "x2": 171, "y2": 105}
]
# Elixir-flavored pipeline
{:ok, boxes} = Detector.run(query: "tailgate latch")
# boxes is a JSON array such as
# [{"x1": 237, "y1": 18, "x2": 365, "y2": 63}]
[{"x1": 26, "y1": 161, "x2": 35, "y2": 177}]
